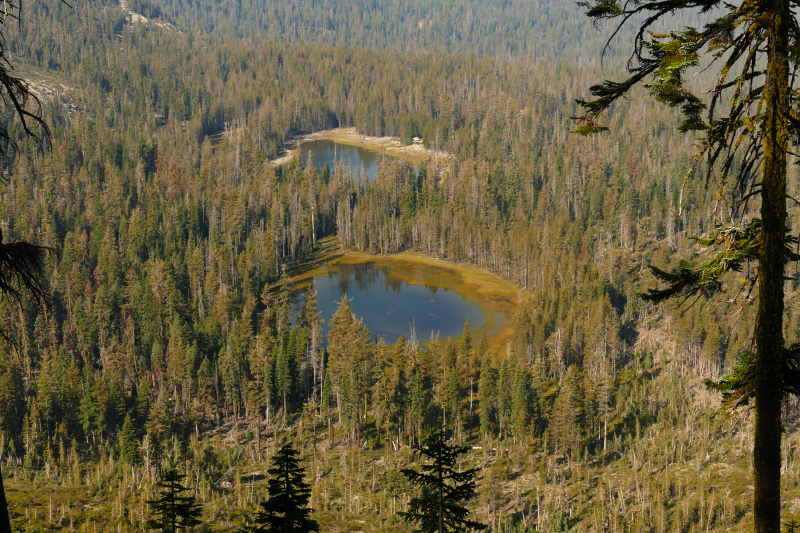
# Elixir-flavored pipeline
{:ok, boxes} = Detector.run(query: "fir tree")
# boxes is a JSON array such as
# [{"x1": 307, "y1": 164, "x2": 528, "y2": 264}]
[
  {"x1": 276, "y1": 271, "x2": 292, "y2": 336},
  {"x1": 372, "y1": 339, "x2": 393, "y2": 446},
  {"x1": 136, "y1": 377, "x2": 151, "y2": 428},
  {"x1": 118, "y1": 414, "x2": 140, "y2": 465},
  {"x1": 496, "y1": 360, "x2": 511, "y2": 439},
  {"x1": 511, "y1": 364, "x2": 537, "y2": 442},
  {"x1": 550, "y1": 365, "x2": 585, "y2": 457},
  {"x1": 477, "y1": 355, "x2": 495, "y2": 438},
  {"x1": 446, "y1": 366, "x2": 460, "y2": 436},
  {"x1": 399, "y1": 429, "x2": 486, "y2": 533},
  {"x1": 249, "y1": 444, "x2": 319, "y2": 532},
  {"x1": 409, "y1": 365, "x2": 428, "y2": 444},
  {"x1": 459, "y1": 319, "x2": 472, "y2": 369},
  {"x1": 146, "y1": 469, "x2": 202, "y2": 532},
  {"x1": 321, "y1": 370, "x2": 333, "y2": 420},
  {"x1": 275, "y1": 333, "x2": 291, "y2": 422},
  {"x1": 79, "y1": 372, "x2": 100, "y2": 439}
]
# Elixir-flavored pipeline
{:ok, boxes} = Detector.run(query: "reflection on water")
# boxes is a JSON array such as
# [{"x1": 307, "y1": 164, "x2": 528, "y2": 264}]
[
  {"x1": 298, "y1": 139, "x2": 418, "y2": 182},
  {"x1": 292, "y1": 262, "x2": 484, "y2": 345}
]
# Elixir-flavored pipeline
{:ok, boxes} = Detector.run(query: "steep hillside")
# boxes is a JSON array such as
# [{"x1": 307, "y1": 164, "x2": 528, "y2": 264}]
[{"x1": 0, "y1": 1, "x2": 797, "y2": 532}]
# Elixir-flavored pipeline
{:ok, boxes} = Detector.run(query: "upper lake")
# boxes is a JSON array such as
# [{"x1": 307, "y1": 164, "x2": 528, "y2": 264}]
[
  {"x1": 298, "y1": 139, "x2": 418, "y2": 182},
  {"x1": 291, "y1": 261, "x2": 486, "y2": 345}
]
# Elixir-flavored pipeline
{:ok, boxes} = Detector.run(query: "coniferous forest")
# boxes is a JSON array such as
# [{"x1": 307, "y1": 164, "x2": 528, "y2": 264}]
[{"x1": 0, "y1": 0, "x2": 799, "y2": 531}]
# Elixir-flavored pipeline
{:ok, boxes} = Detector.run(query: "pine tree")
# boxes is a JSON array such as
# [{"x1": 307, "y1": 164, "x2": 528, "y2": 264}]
[
  {"x1": 399, "y1": 429, "x2": 486, "y2": 533},
  {"x1": 409, "y1": 366, "x2": 428, "y2": 444},
  {"x1": 372, "y1": 339, "x2": 393, "y2": 446},
  {"x1": 275, "y1": 333, "x2": 291, "y2": 422},
  {"x1": 79, "y1": 372, "x2": 100, "y2": 440},
  {"x1": 496, "y1": 360, "x2": 511, "y2": 439},
  {"x1": 248, "y1": 444, "x2": 319, "y2": 532},
  {"x1": 146, "y1": 469, "x2": 203, "y2": 532},
  {"x1": 299, "y1": 287, "x2": 324, "y2": 399},
  {"x1": 321, "y1": 371, "x2": 333, "y2": 420},
  {"x1": 459, "y1": 318, "x2": 472, "y2": 373},
  {"x1": 445, "y1": 366, "x2": 460, "y2": 437},
  {"x1": 477, "y1": 355, "x2": 495, "y2": 438},
  {"x1": 321, "y1": 370, "x2": 333, "y2": 444},
  {"x1": 276, "y1": 271, "x2": 292, "y2": 336},
  {"x1": 119, "y1": 414, "x2": 140, "y2": 465},
  {"x1": 136, "y1": 377, "x2": 152, "y2": 428},
  {"x1": 550, "y1": 365, "x2": 585, "y2": 457},
  {"x1": 511, "y1": 364, "x2": 537, "y2": 442}
]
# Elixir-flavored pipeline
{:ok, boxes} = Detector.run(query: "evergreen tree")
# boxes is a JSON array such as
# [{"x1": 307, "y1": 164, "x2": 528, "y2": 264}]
[
  {"x1": 275, "y1": 333, "x2": 291, "y2": 422},
  {"x1": 409, "y1": 366, "x2": 428, "y2": 444},
  {"x1": 445, "y1": 366, "x2": 460, "y2": 436},
  {"x1": 249, "y1": 444, "x2": 319, "y2": 532},
  {"x1": 136, "y1": 377, "x2": 152, "y2": 428},
  {"x1": 79, "y1": 372, "x2": 100, "y2": 439},
  {"x1": 118, "y1": 414, "x2": 140, "y2": 465},
  {"x1": 477, "y1": 355, "x2": 495, "y2": 438},
  {"x1": 299, "y1": 287, "x2": 323, "y2": 399},
  {"x1": 496, "y1": 360, "x2": 511, "y2": 439},
  {"x1": 550, "y1": 365, "x2": 585, "y2": 457},
  {"x1": 321, "y1": 370, "x2": 333, "y2": 421},
  {"x1": 276, "y1": 271, "x2": 292, "y2": 336},
  {"x1": 511, "y1": 364, "x2": 537, "y2": 442},
  {"x1": 399, "y1": 429, "x2": 486, "y2": 533},
  {"x1": 372, "y1": 339, "x2": 393, "y2": 446},
  {"x1": 459, "y1": 319, "x2": 472, "y2": 371},
  {"x1": 146, "y1": 469, "x2": 203, "y2": 533},
  {"x1": 575, "y1": 0, "x2": 800, "y2": 528}
]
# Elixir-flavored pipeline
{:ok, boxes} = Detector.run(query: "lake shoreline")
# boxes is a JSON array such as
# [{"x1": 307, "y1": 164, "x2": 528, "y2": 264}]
[
  {"x1": 269, "y1": 127, "x2": 453, "y2": 170},
  {"x1": 276, "y1": 238, "x2": 525, "y2": 351}
]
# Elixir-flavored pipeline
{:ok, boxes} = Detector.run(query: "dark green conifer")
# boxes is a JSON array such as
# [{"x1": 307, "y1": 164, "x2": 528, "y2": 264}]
[
  {"x1": 445, "y1": 366, "x2": 460, "y2": 436},
  {"x1": 118, "y1": 414, "x2": 140, "y2": 465},
  {"x1": 321, "y1": 370, "x2": 333, "y2": 420},
  {"x1": 249, "y1": 444, "x2": 319, "y2": 533},
  {"x1": 399, "y1": 429, "x2": 486, "y2": 533},
  {"x1": 477, "y1": 355, "x2": 495, "y2": 438},
  {"x1": 146, "y1": 468, "x2": 202, "y2": 532},
  {"x1": 409, "y1": 366, "x2": 428, "y2": 444},
  {"x1": 496, "y1": 360, "x2": 511, "y2": 439}
]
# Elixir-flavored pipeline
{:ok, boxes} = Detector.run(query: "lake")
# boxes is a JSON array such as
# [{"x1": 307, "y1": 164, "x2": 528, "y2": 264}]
[
  {"x1": 298, "y1": 139, "x2": 418, "y2": 182},
  {"x1": 291, "y1": 261, "x2": 485, "y2": 345}
]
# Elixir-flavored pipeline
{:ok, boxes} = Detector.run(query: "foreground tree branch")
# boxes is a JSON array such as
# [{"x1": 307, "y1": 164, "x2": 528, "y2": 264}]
[{"x1": 574, "y1": 0, "x2": 798, "y2": 531}]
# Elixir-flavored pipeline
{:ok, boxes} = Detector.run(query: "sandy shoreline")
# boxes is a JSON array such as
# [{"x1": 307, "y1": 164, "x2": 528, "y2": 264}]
[{"x1": 269, "y1": 127, "x2": 453, "y2": 170}]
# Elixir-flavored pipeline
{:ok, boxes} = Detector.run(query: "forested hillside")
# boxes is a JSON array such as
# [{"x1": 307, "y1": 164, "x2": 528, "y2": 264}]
[
  {"x1": 124, "y1": 0, "x2": 722, "y2": 66},
  {"x1": 0, "y1": 0, "x2": 799, "y2": 531}
]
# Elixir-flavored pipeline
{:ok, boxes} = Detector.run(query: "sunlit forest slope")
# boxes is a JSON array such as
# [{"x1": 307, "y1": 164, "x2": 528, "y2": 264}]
[{"x1": 0, "y1": 0, "x2": 798, "y2": 532}]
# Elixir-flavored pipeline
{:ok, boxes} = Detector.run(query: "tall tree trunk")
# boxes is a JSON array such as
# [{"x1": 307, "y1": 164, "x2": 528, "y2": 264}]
[
  {"x1": 0, "y1": 468, "x2": 11, "y2": 533},
  {"x1": 438, "y1": 466, "x2": 444, "y2": 533},
  {"x1": 755, "y1": 1, "x2": 789, "y2": 532}
]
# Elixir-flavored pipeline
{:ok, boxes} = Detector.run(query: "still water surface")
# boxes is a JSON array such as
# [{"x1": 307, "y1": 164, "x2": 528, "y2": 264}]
[
  {"x1": 292, "y1": 262, "x2": 484, "y2": 345},
  {"x1": 298, "y1": 139, "x2": 418, "y2": 182}
]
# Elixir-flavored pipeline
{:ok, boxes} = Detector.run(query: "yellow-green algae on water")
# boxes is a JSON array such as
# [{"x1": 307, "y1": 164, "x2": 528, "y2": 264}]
[{"x1": 281, "y1": 241, "x2": 525, "y2": 351}]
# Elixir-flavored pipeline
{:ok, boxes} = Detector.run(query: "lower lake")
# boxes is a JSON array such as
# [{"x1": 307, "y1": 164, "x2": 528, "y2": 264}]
[
  {"x1": 291, "y1": 260, "x2": 488, "y2": 345},
  {"x1": 298, "y1": 139, "x2": 418, "y2": 182}
]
